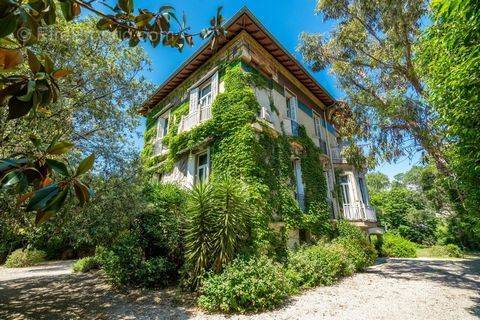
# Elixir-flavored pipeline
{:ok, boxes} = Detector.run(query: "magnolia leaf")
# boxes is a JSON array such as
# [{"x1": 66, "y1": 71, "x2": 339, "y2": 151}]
[
  {"x1": 46, "y1": 141, "x2": 74, "y2": 155},
  {"x1": 0, "y1": 13, "x2": 17, "y2": 38},
  {"x1": 118, "y1": 0, "x2": 133, "y2": 14},
  {"x1": 35, "y1": 210, "x2": 55, "y2": 225},
  {"x1": 52, "y1": 69, "x2": 72, "y2": 78},
  {"x1": 0, "y1": 48, "x2": 23, "y2": 70},
  {"x1": 73, "y1": 180, "x2": 89, "y2": 205},
  {"x1": 75, "y1": 154, "x2": 94, "y2": 176},
  {"x1": 27, "y1": 49, "x2": 42, "y2": 74},
  {"x1": 7, "y1": 96, "x2": 33, "y2": 120},
  {"x1": 17, "y1": 80, "x2": 36, "y2": 102},
  {"x1": 45, "y1": 158, "x2": 70, "y2": 176},
  {"x1": 26, "y1": 183, "x2": 59, "y2": 211}
]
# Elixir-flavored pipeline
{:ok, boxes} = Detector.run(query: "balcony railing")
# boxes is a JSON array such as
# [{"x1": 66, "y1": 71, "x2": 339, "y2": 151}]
[
  {"x1": 260, "y1": 107, "x2": 272, "y2": 123},
  {"x1": 152, "y1": 139, "x2": 167, "y2": 156},
  {"x1": 178, "y1": 106, "x2": 212, "y2": 133},
  {"x1": 330, "y1": 146, "x2": 347, "y2": 163},
  {"x1": 342, "y1": 202, "x2": 377, "y2": 222}
]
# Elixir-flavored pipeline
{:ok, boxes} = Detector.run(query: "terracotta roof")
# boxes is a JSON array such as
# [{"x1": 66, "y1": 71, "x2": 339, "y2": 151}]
[{"x1": 139, "y1": 7, "x2": 336, "y2": 115}]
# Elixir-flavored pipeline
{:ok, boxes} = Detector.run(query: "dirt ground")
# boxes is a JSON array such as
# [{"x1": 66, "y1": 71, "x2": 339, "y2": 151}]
[{"x1": 0, "y1": 258, "x2": 479, "y2": 320}]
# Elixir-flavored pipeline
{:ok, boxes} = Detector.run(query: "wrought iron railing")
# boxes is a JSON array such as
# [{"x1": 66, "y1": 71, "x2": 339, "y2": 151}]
[{"x1": 342, "y1": 202, "x2": 377, "y2": 222}]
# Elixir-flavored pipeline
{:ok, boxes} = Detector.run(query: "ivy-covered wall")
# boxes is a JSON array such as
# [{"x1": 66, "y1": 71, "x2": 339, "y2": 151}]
[{"x1": 141, "y1": 60, "x2": 330, "y2": 255}]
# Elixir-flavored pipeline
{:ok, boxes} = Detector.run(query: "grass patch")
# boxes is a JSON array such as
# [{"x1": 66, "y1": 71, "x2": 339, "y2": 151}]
[{"x1": 416, "y1": 244, "x2": 464, "y2": 258}]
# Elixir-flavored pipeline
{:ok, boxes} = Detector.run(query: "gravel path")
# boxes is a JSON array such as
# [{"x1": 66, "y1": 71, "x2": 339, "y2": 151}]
[{"x1": 0, "y1": 258, "x2": 479, "y2": 319}]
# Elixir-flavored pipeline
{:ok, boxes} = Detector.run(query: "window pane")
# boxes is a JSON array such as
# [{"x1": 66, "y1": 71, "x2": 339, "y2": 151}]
[
  {"x1": 200, "y1": 83, "x2": 211, "y2": 98},
  {"x1": 286, "y1": 98, "x2": 292, "y2": 118},
  {"x1": 198, "y1": 167, "x2": 205, "y2": 183},
  {"x1": 198, "y1": 153, "x2": 208, "y2": 166}
]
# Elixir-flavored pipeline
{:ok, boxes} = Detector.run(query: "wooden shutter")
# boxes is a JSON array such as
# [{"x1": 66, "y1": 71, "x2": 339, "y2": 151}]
[
  {"x1": 211, "y1": 71, "x2": 219, "y2": 100},
  {"x1": 156, "y1": 118, "x2": 166, "y2": 139},
  {"x1": 291, "y1": 96, "x2": 298, "y2": 121},
  {"x1": 189, "y1": 87, "x2": 199, "y2": 114}
]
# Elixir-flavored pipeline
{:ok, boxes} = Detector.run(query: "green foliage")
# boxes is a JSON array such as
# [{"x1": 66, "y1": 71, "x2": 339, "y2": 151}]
[
  {"x1": 370, "y1": 169, "x2": 440, "y2": 246},
  {"x1": 366, "y1": 172, "x2": 390, "y2": 194},
  {"x1": 333, "y1": 221, "x2": 377, "y2": 272},
  {"x1": 96, "y1": 232, "x2": 144, "y2": 286},
  {"x1": 72, "y1": 256, "x2": 100, "y2": 273},
  {"x1": 379, "y1": 233, "x2": 417, "y2": 258},
  {"x1": 4, "y1": 248, "x2": 46, "y2": 268},
  {"x1": 198, "y1": 256, "x2": 293, "y2": 313},
  {"x1": 183, "y1": 178, "x2": 250, "y2": 289},
  {"x1": 417, "y1": 244, "x2": 464, "y2": 259},
  {"x1": 417, "y1": 0, "x2": 480, "y2": 218},
  {"x1": 286, "y1": 244, "x2": 343, "y2": 289}
]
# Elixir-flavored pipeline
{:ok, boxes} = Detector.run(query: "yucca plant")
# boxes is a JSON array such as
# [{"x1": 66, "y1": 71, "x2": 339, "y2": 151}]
[
  {"x1": 211, "y1": 176, "x2": 250, "y2": 272},
  {"x1": 183, "y1": 182, "x2": 216, "y2": 289}
]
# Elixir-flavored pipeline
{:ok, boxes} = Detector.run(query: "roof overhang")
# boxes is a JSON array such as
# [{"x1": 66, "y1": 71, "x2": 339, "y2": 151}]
[{"x1": 139, "y1": 7, "x2": 336, "y2": 115}]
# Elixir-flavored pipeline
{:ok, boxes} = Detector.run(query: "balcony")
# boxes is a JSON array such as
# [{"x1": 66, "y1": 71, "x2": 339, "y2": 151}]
[
  {"x1": 178, "y1": 105, "x2": 212, "y2": 133},
  {"x1": 342, "y1": 202, "x2": 377, "y2": 222},
  {"x1": 330, "y1": 146, "x2": 347, "y2": 164},
  {"x1": 259, "y1": 107, "x2": 272, "y2": 123},
  {"x1": 152, "y1": 139, "x2": 167, "y2": 156}
]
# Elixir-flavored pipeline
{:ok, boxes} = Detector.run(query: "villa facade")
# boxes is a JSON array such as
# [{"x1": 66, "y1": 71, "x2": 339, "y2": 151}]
[{"x1": 140, "y1": 8, "x2": 380, "y2": 244}]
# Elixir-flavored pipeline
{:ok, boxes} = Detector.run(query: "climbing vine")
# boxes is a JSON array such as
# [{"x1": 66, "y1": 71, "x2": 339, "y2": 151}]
[{"x1": 142, "y1": 59, "x2": 331, "y2": 255}]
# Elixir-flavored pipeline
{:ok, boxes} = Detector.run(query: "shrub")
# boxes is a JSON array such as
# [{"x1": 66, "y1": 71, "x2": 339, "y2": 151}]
[
  {"x1": 428, "y1": 244, "x2": 464, "y2": 258},
  {"x1": 332, "y1": 221, "x2": 377, "y2": 272},
  {"x1": 380, "y1": 233, "x2": 417, "y2": 258},
  {"x1": 96, "y1": 232, "x2": 144, "y2": 286},
  {"x1": 96, "y1": 232, "x2": 176, "y2": 288},
  {"x1": 331, "y1": 236, "x2": 377, "y2": 274},
  {"x1": 336, "y1": 220, "x2": 366, "y2": 240},
  {"x1": 4, "y1": 248, "x2": 46, "y2": 268},
  {"x1": 72, "y1": 256, "x2": 100, "y2": 273},
  {"x1": 140, "y1": 256, "x2": 176, "y2": 288},
  {"x1": 286, "y1": 243, "x2": 343, "y2": 289},
  {"x1": 198, "y1": 256, "x2": 293, "y2": 313}
]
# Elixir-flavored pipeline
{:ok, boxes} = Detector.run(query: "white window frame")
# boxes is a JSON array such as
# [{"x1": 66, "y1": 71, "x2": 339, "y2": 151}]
[
  {"x1": 285, "y1": 89, "x2": 297, "y2": 121},
  {"x1": 340, "y1": 174, "x2": 355, "y2": 205},
  {"x1": 195, "y1": 149, "x2": 210, "y2": 185},
  {"x1": 313, "y1": 112, "x2": 325, "y2": 139},
  {"x1": 198, "y1": 80, "x2": 213, "y2": 109}
]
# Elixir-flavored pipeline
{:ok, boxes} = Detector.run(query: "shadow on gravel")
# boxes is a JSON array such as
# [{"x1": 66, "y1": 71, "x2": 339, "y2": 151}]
[
  {"x1": 0, "y1": 272, "x2": 194, "y2": 320},
  {"x1": 369, "y1": 258, "x2": 480, "y2": 317}
]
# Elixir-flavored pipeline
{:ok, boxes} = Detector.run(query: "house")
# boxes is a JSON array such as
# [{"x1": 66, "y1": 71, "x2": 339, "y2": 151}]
[{"x1": 139, "y1": 8, "x2": 381, "y2": 246}]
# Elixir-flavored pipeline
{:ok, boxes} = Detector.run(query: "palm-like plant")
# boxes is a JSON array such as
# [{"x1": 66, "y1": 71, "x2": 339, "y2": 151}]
[
  {"x1": 211, "y1": 176, "x2": 249, "y2": 272},
  {"x1": 184, "y1": 182, "x2": 215, "y2": 289},
  {"x1": 183, "y1": 176, "x2": 250, "y2": 289}
]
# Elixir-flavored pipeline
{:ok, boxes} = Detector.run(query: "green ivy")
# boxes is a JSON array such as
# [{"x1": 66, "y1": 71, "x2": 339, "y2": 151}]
[{"x1": 141, "y1": 60, "x2": 330, "y2": 255}]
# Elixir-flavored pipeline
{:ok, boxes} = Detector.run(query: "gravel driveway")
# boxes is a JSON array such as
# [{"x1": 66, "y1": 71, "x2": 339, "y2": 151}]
[{"x1": 0, "y1": 257, "x2": 479, "y2": 320}]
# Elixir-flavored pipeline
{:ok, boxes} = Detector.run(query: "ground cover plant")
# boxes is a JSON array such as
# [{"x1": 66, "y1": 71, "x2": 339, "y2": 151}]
[{"x1": 4, "y1": 248, "x2": 46, "y2": 268}]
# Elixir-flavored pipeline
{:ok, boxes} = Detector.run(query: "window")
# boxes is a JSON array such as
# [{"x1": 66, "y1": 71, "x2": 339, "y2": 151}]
[
  {"x1": 358, "y1": 177, "x2": 368, "y2": 205},
  {"x1": 198, "y1": 81, "x2": 212, "y2": 108},
  {"x1": 195, "y1": 151, "x2": 210, "y2": 184},
  {"x1": 286, "y1": 96, "x2": 295, "y2": 119},
  {"x1": 340, "y1": 175, "x2": 353, "y2": 204},
  {"x1": 313, "y1": 114, "x2": 324, "y2": 139}
]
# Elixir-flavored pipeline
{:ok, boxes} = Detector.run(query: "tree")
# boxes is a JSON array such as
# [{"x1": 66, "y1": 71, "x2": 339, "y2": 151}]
[
  {"x1": 298, "y1": 0, "x2": 464, "y2": 209},
  {"x1": 0, "y1": 1, "x2": 225, "y2": 221},
  {"x1": 365, "y1": 172, "x2": 390, "y2": 194},
  {"x1": 417, "y1": 0, "x2": 480, "y2": 215}
]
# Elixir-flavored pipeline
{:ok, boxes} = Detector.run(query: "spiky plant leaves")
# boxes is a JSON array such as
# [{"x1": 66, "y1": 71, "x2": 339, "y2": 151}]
[
  {"x1": 184, "y1": 182, "x2": 216, "y2": 289},
  {"x1": 211, "y1": 176, "x2": 249, "y2": 272}
]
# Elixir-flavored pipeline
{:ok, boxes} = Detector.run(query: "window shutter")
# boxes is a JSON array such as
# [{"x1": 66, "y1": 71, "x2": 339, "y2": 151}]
[
  {"x1": 156, "y1": 118, "x2": 166, "y2": 139},
  {"x1": 186, "y1": 154, "x2": 196, "y2": 187},
  {"x1": 291, "y1": 96, "x2": 298, "y2": 121},
  {"x1": 189, "y1": 87, "x2": 199, "y2": 114},
  {"x1": 211, "y1": 71, "x2": 219, "y2": 100}
]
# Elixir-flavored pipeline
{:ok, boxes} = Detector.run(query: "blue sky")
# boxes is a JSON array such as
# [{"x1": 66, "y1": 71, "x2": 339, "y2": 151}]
[{"x1": 133, "y1": 0, "x2": 419, "y2": 178}]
